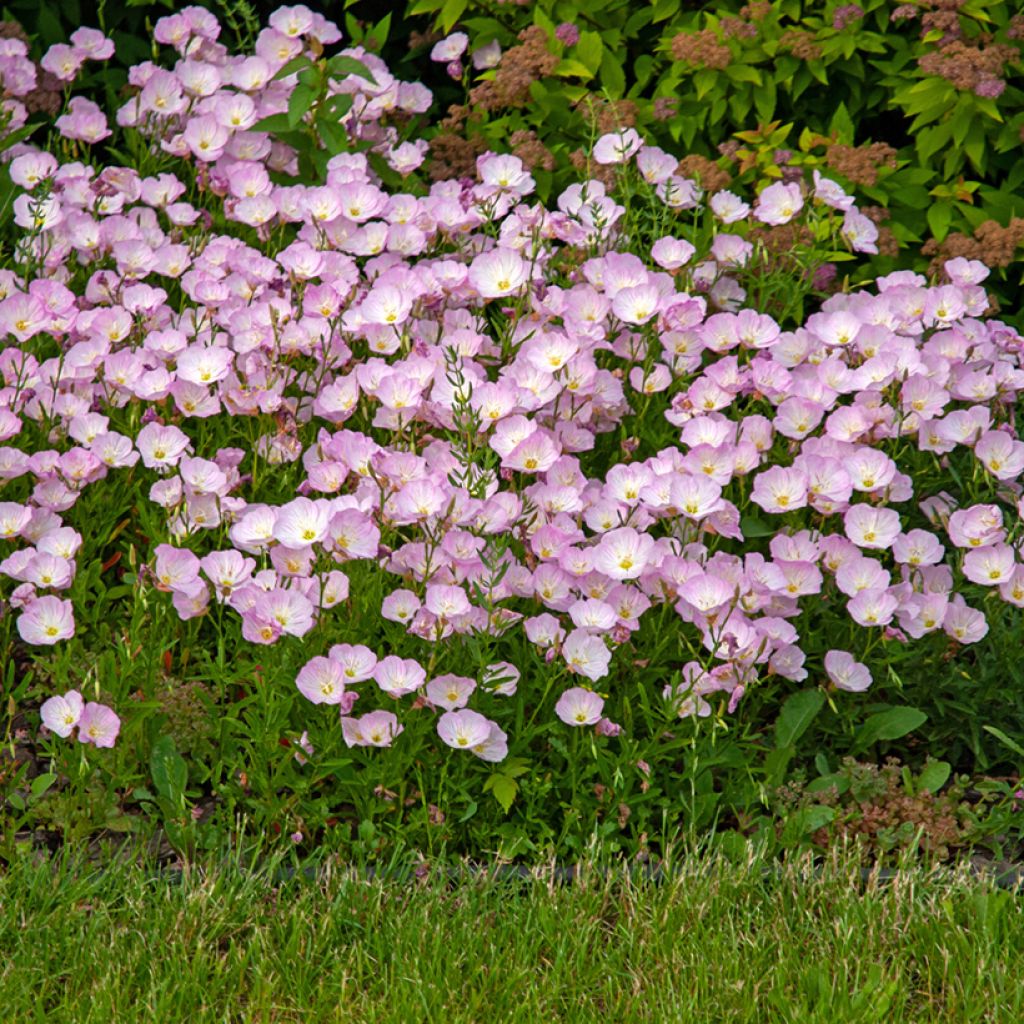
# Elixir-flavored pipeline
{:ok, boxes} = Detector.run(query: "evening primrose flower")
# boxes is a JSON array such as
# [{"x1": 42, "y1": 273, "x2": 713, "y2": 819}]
[
  {"x1": 17, "y1": 596, "x2": 75, "y2": 645},
  {"x1": 342, "y1": 711, "x2": 402, "y2": 748},
  {"x1": 437, "y1": 709, "x2": 492, "y2": 750},
  {"x1": 554, "y1": 687, "x2": 605, "y2": 726},
  {"x1": 77, "y1": 703, "x2": 121, "y2": 748},
  {"x1": 296, "y1": 657, "x2": 349, "y2": 705},
  {"x1": 824, "y1": 650, "x2": 872, "y2": 692},
  {"x1": 40, "y1": 690, "x2": 84, "y2": 737}
]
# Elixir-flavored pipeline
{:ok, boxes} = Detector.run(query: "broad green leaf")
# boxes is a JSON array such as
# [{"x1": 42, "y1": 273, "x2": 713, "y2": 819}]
[
  {"x1": 326, "y1": 55, "x2": 377, "y2": 85},
  {"x1": 30, "y1": 772, "x2": 57, "y2": 799},
  {"x1": 272, "y1": 56, "x2": 313, "y2": 81},
  {"x1": 740, "y1": 516, "x2": 775, "y2": 538},
  {"x1": 485, "y1": 773, "x2": 518, "y2": 814},
  {"x1": 439, "y1": 0, "x2": 468, "y2": 34},
  {"x1": 288, "y1": 84, "x2": 317, "y2": 127},
  {"x1": 576, "y1": 31, "x2": 603, "y2": 75},
  {"x1": 600, "y1": 50, "x2": 626, "y2": 97},
  {"x1": 775, "y1": 690, "x2": 825, "y2": 749},
  {"x1": 917, "y1": 759, "x2": 951, "y2": 794},
  {"x1": 855, "y1": 707, "x2": 928, "y2": 751}
]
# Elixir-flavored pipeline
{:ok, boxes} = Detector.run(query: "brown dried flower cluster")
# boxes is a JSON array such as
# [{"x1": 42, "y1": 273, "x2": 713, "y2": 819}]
[
  {"x1": 427, "y1": 103, "x2": 491, "y2": 181},
  {"x1": 917, "y1": 39, "x2": 1018, "y2": 93},
  {"x1": 669, "y1": 29, "x2": 732, "y2": 70},
  {"x1": 468, "y1": 26, "x2": 558, "y2": 111},
  {"x1": 676, "y1": 154, "x2": 731, "y2": 192},
  {"x1": 824, "y1": 141, "x2": 898, "y2": 188},
  {"x1": 652, "y1": 97, "x2": 678, "y2": 122},
  {"x1": 922, "y1": 217, "x2": 1024, "y2": 273},
  {"x1": 574, "y1": 95, "x2": 638, "y2": 134},
  {"x1": 568, "y1": 147, "x2": 618, "y2": 188},
  {"x1": 777, "y1": 28, "x2": 822, "y2": 61},
  {"x1": 509, "y1": 129, "x2": 555, "y2": 172},
  {"x1": 721, "y1": 16, "x2": 757, "y2": 41}
]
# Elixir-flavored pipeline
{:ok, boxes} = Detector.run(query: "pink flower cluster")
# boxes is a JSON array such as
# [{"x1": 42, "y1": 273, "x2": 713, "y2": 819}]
[
  {"x1": 2, "y1": 9, "x2": 1023, "y2": 766},
  {"x1": 39, "y1": 689, "x2": 120, "y2": 747}
]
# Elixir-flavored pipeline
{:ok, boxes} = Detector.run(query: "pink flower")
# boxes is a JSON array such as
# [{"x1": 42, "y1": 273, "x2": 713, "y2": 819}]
[
  {"x1": 592, "y1": 527, "x2": 654, "y2": 581},
  {"x1": 483, "y1": 662, "x2": 519, "y2": 695},
  {"x1": 426, "y1": 674, "x2": 476, "y2": 710},
  {"x1": 328, "y1": 643, "x2": 378, "y2": 683},
  {"x1": 963, "y1": 544, "x2": 1015, "y2": 586},
  {"x1": 825, "y1": 650, "x2": 872, "y2": 692},
  {"x1": 17, "y1": 596, "x2": 75, "y2": 645},
  {"x1": 563, "y1": 629, "x2": 611, "y2": 681},
  {"x1": 40, "y1": 690, "x2": 84, "y2": 737},
  {"x1": 844, "y1": 505, "x2": 901, "y2": 549},
  {"x1": 77, "y1": 702, "x2": 120, "y2": 748},
  {"x1": 593, "y1": 128, "x2": 642, "y2": 164},
  {"x1": 431, "y1": 32, "x2": 468, "y2": 61},
  {"x1": 555, "y1": 686, "x2": 605, "y2": 726},
  {"x1": 373, "y1": 656, "x2": 427, "y2": 697},
  {"x1": 342, "y1": 710, "x2": 402, "y2": 748},
  {"x1": 750, "y1": 466, "x2": 808, "y2": 514},
  {"x1": 437, "y1": 708, "x2": 493, "y2": 750},
  {"x1": 754, "y1": 182, "x2": 803, "y2": 226},
  {"x1": 296, "y1": 656, "x2": 349, "y2": 705},
  {"x1": 468, "y1": 247, "x2": 528, "y2": 298}
]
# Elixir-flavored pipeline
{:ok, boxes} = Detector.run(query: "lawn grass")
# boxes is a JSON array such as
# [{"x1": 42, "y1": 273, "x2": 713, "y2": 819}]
[{"x1": 2, "y1": 848, "x2": 1024, "y2": 1023}]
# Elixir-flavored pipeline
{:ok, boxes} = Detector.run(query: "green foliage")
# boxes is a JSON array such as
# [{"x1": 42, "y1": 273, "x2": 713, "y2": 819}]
[{"x1": 406, "y1": 0, "x2": 1024, "y2": 322}]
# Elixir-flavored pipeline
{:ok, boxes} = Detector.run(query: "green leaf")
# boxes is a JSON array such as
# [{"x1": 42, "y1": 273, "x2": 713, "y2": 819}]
[
  {"x1": 829, "y1": 101, "x2": 855, "y2": 143},
  {"x1": 29, "y1": 772, "x2": 57, "y2": 799},
  {"x1": 326, "y1": 55, "x2": 377, "y2": 85},
  {"x1": 740, "y1": 516, "x2": 775, "y2": 538},
  {"x1": 250, "y1": 113, "x2": 292, "y2": 134},
  {"x1": 151, "y1": 735, "x2": 188, "y2": 804},
  {"x1": 576, "y1": 30, "x2": 603, "y2": 75},
  {"x1": 600, "y1": 50, "x2": 626, "y2": 97},
  {"x1": 288, "y1": 84, "x2": 317, "y2": 127},
  {"x1": 439, "y1": 0, "x2": 468, "y2": 34},
  {"x1": 553, "y1": 58, "x2": 595, "y2": 80},
  {"x1": 775, "y1": 690, "x2": 825, "y2": 749},
  {"x1": 917, "y1": 759, "x2": 951, "y2": 794},
  {"x1": 272, "y1": 56, "x2": 314, "y2": 81},
  {"x1": 484, "y1": 773, "x2": 518, "y2": 814},
  {"x1": 983, "y1": 726, "x2": 1024, "y2": 760},
  {"x1": 927, "y1": 201, "x2": 953, "y2": 242},
  {"x1": 855, "y1": 707, "x2": 928, "y2": 751},
  {"x1": 725, "y1": 64, "x2": 761, "y2": 85}
]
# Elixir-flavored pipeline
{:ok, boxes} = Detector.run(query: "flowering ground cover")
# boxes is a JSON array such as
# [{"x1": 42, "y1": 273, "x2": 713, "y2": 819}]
[{"x1": 0, "y1": 4, "x2": 1023, "y2": 866}]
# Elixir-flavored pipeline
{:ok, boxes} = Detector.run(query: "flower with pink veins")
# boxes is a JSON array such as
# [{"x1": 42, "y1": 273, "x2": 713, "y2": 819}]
[
  {"x1": 563, "y1": 629, "x2": 612, "y2": 681},
  {"x1": 592, "y1": 527, "x2": 654, "y2": 581},
  {"x1": 468, "y1": 247, "x2": 528, "y2": 298},
  {"x1": 555, "y1": 686, "x2": 605, "y2": 726},
  {"x1": 342, "y1": 710, "x2": 403, "y2": 748},
  {"x1": 373, "y1": 656, "x2": 427, "y2": 697},
  {"x1": 825, "y1": 650, "x2": 873, "y2": 692},
  {"x1": 844, "y1": 504, "x2": 902, "y2": 549},
  {"x1": 40, "y1": 689, "x2": 84, "y2": 737},
  {"x1": 77, "y1": 702, "x2": 120, "y2": 748},
  {"x1": 437, "y1": 708, "x2": 493, "y2": 751},
  {"x1": 296, "y1": 657, "x2": 349, "y2": 705},
  {"x1": 17, "y1": 596, "x2": 75, "y2": 645}
]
